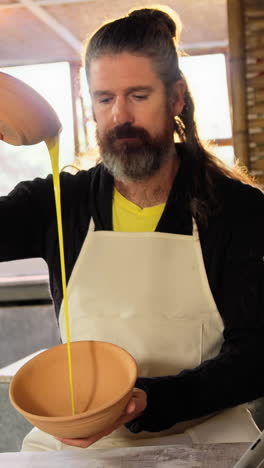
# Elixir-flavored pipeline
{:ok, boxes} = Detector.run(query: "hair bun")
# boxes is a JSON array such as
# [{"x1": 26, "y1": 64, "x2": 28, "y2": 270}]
[{"x1": 128, "y1": 7, "x2": 182, "y2": 44}]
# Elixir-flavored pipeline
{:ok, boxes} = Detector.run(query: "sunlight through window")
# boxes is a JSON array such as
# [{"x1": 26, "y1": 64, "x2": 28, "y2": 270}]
[
  {"x1": 179, "y1": 54, "x2": 234, "y2": 165},
  {"x1": 0, "y1": 62, "x2": 74, "y2": 195}
]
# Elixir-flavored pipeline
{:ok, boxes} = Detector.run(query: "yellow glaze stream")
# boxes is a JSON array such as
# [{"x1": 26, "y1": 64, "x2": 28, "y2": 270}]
[{"x1": 45, "y1": 136, "x2": 75, "y2": 416}]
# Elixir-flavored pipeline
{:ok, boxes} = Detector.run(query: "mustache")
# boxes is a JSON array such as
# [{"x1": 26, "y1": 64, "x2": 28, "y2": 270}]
[{"x1": 106, "y1": 124, "x2": 151, "y2": 141}]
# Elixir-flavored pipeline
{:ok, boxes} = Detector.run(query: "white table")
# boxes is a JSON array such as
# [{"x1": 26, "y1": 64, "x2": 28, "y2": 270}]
[{"x1": 0, "y1": 443, "x2": 250, "y2": 467}]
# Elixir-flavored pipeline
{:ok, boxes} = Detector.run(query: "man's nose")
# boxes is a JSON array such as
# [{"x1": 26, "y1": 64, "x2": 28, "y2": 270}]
[{"x1": 112, "y1": 97, "x2": 134, "y2": 125}]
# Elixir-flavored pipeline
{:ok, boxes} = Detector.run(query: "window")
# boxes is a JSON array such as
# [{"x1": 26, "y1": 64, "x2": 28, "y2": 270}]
[
  {"x1": 179, "y1": 53, "x2": 234, "y2": 166},
  {"x1": 0, "y1": 61, "x2": 75, "y2": 195}
]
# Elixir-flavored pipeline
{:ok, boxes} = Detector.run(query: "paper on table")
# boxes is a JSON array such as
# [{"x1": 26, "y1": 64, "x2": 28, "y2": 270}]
[{"x1": 0, "y1": 443, "x2": 248, "y2": 468}]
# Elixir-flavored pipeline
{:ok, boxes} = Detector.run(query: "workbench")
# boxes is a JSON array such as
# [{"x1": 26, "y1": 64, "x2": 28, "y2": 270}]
[{"x1": 0, "y1": 443, "x2": 250, "y2": 467}]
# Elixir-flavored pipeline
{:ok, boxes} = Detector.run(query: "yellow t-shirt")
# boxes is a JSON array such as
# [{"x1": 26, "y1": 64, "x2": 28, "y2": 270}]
[{"x1": 113, "y1": 187, "x2": 165, "y2": 232}]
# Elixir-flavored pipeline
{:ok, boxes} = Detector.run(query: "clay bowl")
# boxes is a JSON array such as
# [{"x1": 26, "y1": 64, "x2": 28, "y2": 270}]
[
  {"x1": 9, "y1": 340, "x2": 138, "y2": 439},
  {"x1": 0, "y1": 71, "x2": 62, "y2": 146}
]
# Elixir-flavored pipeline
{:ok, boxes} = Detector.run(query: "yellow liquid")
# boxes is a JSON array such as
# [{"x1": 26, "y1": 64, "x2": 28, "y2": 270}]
[{"x1": 45, "y1": 136, "x2": 75, "y2": 416}]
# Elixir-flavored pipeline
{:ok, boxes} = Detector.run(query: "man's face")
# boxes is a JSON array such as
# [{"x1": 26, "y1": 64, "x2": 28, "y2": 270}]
[{"x1": 89, "y1": 52, "x2": 182, "y2": 181}]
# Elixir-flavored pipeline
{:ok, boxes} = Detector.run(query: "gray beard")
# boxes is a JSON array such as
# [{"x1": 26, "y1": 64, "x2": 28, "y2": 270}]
[
  {"x1": 96, "y1": 112, "x2": 175, "y2": 182},
  {"x1": 101, "y1": 145, "x2": 171, "y2": 182}
]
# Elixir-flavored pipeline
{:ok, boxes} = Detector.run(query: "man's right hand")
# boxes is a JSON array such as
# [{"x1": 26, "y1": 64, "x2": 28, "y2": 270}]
[{"x1": 55, "y1": 387, "x2": 147, "y2": 449}]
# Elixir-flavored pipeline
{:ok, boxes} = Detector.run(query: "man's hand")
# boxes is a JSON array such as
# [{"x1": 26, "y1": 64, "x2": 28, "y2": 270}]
[{"x1": 55, "y1": 387, "x2": 147, "y2": 448}]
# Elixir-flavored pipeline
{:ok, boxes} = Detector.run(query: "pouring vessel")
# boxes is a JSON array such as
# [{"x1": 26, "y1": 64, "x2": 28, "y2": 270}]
[{"x1": 0, "y1": 71, "x2": 62, "y2": 146}]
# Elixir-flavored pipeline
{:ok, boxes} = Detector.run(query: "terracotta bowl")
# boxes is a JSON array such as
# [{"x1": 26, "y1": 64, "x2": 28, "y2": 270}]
[
  {"x1": 9, "y1": 341, "x2": 138, "y2": 439},
  {"x1": 0, "y1": 71, "x2": 62, "y2": 146}
]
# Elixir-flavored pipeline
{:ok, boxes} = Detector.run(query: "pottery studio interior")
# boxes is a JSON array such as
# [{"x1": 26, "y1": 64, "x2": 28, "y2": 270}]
[{"x1": 0, "y1": 0, "x2": 264, "y2": 467}]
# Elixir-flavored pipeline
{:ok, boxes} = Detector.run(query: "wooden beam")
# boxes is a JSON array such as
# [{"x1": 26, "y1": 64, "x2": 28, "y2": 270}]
[
  {"x1": 0, "y1": 58, "x2": 80, "y2": 68},
  {"x1": 181, "y1": 40, "x2": 228, "y2": 51},
  {"x1": 17, "y1": 0, "x2": 82, "y2": 54},
  {"x1": 69, "y1": 62, "x2": 81, "y2": 156},
  {"x1": 180, "y1": 41, "x2": 228, "y2": 56},
  {"x1": 211, "y1": 138, "x2": 233, "y2": 147},
  {"x1": 227, "y1": 0, "x2": 249, "y2": 167},
  {"x1": 0, "y1": 0, "x2": 93, "y2": 8}
]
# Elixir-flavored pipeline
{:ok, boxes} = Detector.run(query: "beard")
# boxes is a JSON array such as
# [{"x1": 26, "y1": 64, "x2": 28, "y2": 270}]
[{"x1": 96, "y1": 118, "x2": 175, "y2": 182}]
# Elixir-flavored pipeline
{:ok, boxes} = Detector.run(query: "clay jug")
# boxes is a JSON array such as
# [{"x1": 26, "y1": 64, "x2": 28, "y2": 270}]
[{"x1": 0, "y1": 71, "x2": 62, "y2": 146}]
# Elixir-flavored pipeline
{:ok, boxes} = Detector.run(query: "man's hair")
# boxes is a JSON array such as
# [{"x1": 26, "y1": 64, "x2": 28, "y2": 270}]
[{"x1": 84, "y1": 6, "x2": 259, "y2": 224}]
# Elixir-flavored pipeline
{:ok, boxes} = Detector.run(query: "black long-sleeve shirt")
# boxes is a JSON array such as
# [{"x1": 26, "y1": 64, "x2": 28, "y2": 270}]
[{"x1": 1, "y1": 144, "x2": 264, "y2": 433}]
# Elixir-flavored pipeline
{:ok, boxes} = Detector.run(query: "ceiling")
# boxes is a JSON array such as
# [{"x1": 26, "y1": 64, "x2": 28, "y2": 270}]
[{"x1": 0, "y1": 0, "x2": 229, "y2": 67}]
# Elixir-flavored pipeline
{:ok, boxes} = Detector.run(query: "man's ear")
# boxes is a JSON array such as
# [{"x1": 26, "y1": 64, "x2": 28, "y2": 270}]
[{"x1": 171, "y1": 79, "x2": 186, "y2": 116}]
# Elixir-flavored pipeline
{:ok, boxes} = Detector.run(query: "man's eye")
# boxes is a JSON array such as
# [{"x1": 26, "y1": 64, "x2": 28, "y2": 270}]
[
  {"x1": 133, "y1": 94, "x2": 148, "y2": 100},
  {"x1": 99, "y1": 97, "x2": 112, "y2": 104}
]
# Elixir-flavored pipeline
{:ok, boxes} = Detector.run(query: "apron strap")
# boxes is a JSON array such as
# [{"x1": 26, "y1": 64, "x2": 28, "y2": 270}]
[
  {"x1": 88, "y1": 216, "x2": 199, "y2": 240},
  {"x1": 88, "y1": 217, "x2": 95, "y2": 232},
  {"x1": 192, "y1": 217, "x2": 200, "y2": 242}
]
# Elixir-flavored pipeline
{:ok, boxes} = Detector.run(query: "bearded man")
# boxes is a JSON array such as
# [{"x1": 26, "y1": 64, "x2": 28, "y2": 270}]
[{"x1": 1, "y1": 7, "x2": 264, "y2": 452}]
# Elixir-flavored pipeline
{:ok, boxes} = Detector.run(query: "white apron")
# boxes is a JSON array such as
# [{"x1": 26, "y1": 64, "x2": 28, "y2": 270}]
[{"x1": 22, "y1": 218, "x2": 259, "y2": 451}]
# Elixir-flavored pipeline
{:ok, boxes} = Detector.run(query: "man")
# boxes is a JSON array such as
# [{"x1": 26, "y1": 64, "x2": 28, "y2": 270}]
[{"x1": 1, "y1": 7, "x2": 264, "y2": 451}]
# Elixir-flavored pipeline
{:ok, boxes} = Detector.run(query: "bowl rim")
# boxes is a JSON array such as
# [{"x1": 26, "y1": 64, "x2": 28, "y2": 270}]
[{"x1": 9, "y1": 340, "x2": 138, "y2": 422}]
